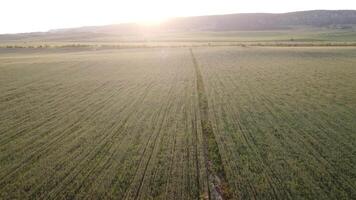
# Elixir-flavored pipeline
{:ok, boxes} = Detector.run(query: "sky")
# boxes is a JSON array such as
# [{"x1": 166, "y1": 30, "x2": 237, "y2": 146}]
[{"x1": 1, "y1": 0, "x2": 356, "y2": 34}]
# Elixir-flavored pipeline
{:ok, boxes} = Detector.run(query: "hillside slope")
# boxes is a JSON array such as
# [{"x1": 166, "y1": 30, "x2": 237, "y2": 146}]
[
  {"x1": 1, "y1": 10, "x2": 356, "y2": 44},
  {"x1": 51, "y1": 10, "x2": 356, "y2": 33}
]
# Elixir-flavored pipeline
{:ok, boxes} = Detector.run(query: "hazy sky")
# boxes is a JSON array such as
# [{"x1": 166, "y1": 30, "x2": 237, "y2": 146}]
[{"x1": 1, "y1": 0, "x2": 356, "y2": 34}]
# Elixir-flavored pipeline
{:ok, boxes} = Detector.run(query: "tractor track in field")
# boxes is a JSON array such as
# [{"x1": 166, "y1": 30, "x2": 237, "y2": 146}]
[
  {"x1": 130, "y1": 73, "x2": 178, "y2": 200},
  {"x1": 190, "y1": 48, "x2": 231, "y2": 200},
  {"x1": 43, "y1": 82, "x2": 154, "y2": 199},
  {"x1": 0, "y1": 84, "x2": 119, "y2": 186}
]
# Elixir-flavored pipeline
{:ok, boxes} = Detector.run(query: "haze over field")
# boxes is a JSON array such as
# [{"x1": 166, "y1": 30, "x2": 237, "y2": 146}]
[
  {"x1": 1, "y1": 10, "x2": 356, "y2": 48},
  {"x1": 1, "y1": 0, "x2": 356, "y2": 33}
]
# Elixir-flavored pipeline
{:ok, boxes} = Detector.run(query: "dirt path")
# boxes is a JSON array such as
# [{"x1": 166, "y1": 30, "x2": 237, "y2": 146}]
[{"x1": 190, "y1": 48, "x2": 232, "y2": 200}]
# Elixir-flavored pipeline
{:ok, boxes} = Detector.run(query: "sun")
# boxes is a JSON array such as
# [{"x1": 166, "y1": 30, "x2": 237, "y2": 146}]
[
  {"x1": 137, "y1": 18, "x2": 166, "y2": 26},
  {"x1": 134, "y1": 13, "x2": 170, "y2": 26}
]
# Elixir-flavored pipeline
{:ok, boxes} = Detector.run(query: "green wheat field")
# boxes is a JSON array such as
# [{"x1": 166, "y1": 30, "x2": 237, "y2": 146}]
[{"x1": 0, "y1": 46, "x2": 355, "y2": 199}]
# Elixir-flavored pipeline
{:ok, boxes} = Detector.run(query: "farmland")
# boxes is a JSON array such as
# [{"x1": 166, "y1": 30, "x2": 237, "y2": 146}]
[
  {"x1": 194, "y1": 47, "x2": 356, "y2": 199},
  {"x1": 0, "y1": 46, "x2": 356, "y2": 199}
]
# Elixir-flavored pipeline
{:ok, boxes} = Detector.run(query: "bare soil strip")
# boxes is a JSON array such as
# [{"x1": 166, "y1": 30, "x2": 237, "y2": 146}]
[{"x1": 190, "y1": 49, "x2": 231, "y2": 200}]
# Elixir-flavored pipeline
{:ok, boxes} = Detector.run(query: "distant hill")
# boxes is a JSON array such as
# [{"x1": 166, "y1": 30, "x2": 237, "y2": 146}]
[
  {"x1": 1, "y1": 10, "x2": 356, "y2": 43},
  {"x1": 50, "y1": 10, "x2": 356, "y2": 33}
]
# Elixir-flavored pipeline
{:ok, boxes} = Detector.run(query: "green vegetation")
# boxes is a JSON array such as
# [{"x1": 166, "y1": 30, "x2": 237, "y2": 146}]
[
  {"x1": 194, "y1": 47, "x2": 356, "y2": 199},
  {"x1": 0, "y1": 48, "x2": 207, "y2": 199},
  {"x1": 0, "y1": 46, "x2": 355, "y2": 199}
]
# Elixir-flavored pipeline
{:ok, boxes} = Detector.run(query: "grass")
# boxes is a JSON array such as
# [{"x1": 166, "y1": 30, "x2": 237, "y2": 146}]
[
  {"x1": 194, "y1": 47, "x2": 356, "y2": 199},
  {"x1": 0, "y1": 48, "x2": 207, "y2": 199},
  {"x1": 0, "y1": 46, "x2": 355, "y2": 199}
]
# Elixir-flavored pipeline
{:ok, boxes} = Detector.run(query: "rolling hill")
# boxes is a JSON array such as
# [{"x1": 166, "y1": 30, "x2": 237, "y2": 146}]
[
  {"x1": 50, "y1": 10, "x2": 356, "y2": 33},
  {"x1": 1, "y1": 10, "x2": 356, "y2": 44}
]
